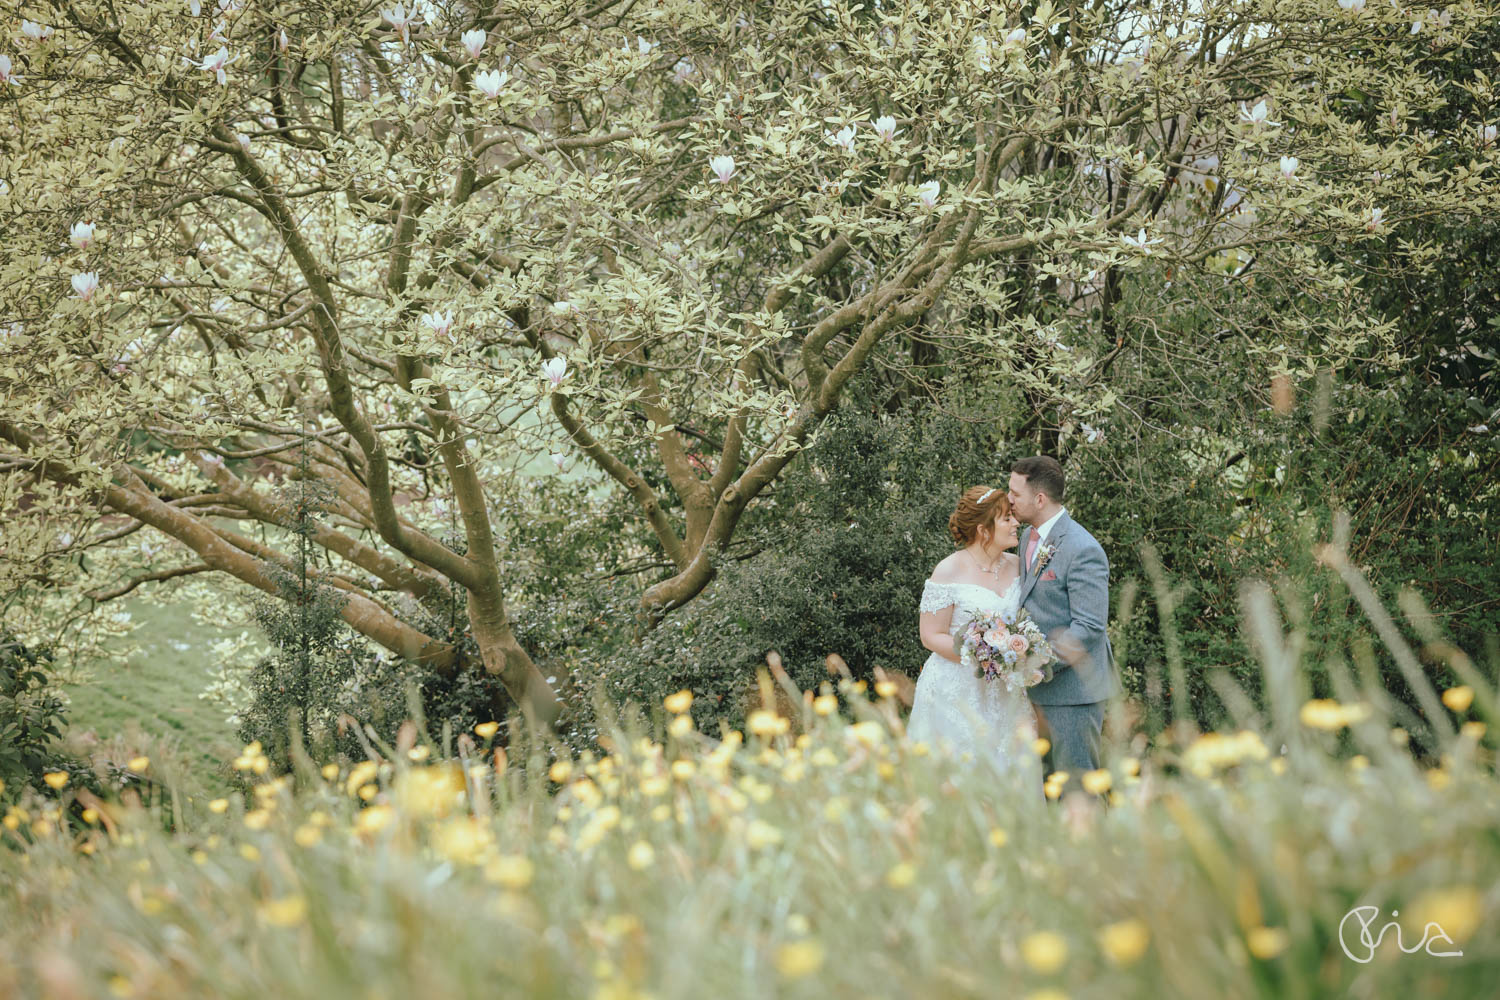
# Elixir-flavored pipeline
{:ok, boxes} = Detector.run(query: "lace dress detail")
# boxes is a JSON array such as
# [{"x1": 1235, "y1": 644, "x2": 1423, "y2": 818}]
[{"x1": 908, "y1": 580, "x2": 1039, "y2": 779}]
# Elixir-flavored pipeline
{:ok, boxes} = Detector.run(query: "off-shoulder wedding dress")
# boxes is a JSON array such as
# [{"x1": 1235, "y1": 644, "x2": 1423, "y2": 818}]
[{"x1": 908, "y1": 579, "x2": 1039, "y2": 777}]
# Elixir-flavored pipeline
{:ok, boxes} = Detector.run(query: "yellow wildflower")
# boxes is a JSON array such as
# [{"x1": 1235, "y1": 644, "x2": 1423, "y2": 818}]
[
  {"x1": 432, "y1": 818, "x2": 491, "y2": 865},
  {"x1": 1461, "y1": 721, "x2": 1486, "y2": 741},
  {"x1": 320, "y1": 763, "x2": 340, "y2": 781},
  {"x1": 82, "y1": 808, "x2": 99, "y2": 825},
  {"x1": 239, "y1": 844, "x2": 261, "y2": 862},
  {"x1": 1441, "y1": 686, "x2": 1474, "y2": 713},
  {"x1": 668, "y1": 714, "x2": 694, "y2": 738},
  {"x1": 355, "y1": 805, "x2": 395, "y2": 836},
  {"x1": 485, "y1": 854, "x2": 534, "y2": 890},
  {"x1": 1299, "y1": 698, "x2": 1370, "y2": 730},
  {"x1": 627, "y1": 841, "x2": 655, "y2": 871},
  {"x1": 549, "y1": 759, "x2": 574, "y2": 784},
  {"x1": 774, "y1": 939, "x2": 825, "y2": 979},
  {"x1": 885, "y1": 861, "x2": 917, "y2": 888},
  {"x1": 748, "y1": 710, "x2": 789, "y2": 737},
  {"x1": 813, "y1": 694, "x2": 838, "y2": 716},
  {"x1": 294, "y1": 824, "x2": 322, "y2": 847},
  {"x1": 848, "y1": 720, "x2": 885, "y2": 747},
  {"x1": 1024, "y1": 991, "x2": 1070, "y2": 1000},
  {"x1": 663, "y1": 689, "x2": 694, "y2": 715},
  {"x1": 1098, "y1": 919, "x2": 1150, "y2": 966},
  {"x1": 1406, "y1": 886, "x2": 1483, "y2": 945},
  {"x1": 989, "y1": 828, "x2": 1009, "y2": 848},
  {"x1": 260, "y1": 894, "x2": 307, "y2": 927},
  {"x1": 127, "y1": 756, "x2": 150, "y2": 773},
  {"x1": 1245, "y1": 926, "x2": 1289, "y2": 959},
  {"x1": 1032, "y1": 737, "x2": 1051, "y2": 757},
  {"x1": 1081, "y1": 769, "x2": 1112, "y2": 795},
  {"x1": 745, "y1": 819, "x2": 782, "y2": 849},
  {"x1": 243, "y1": 809, "x2": 272, "y2": 831},
  {"x1": 1021, "y1": 931, "x2": 1068, "y2": 973},
  {"x1": 670, "y1": 759, "x2": 696, "y2": 781},
  {"x1": 475, "y1": 720, "x2": 501, "y2": 739},
  {"x1": 407, "y1": 745, "x2": 431, "y2": 762},
  {"x1": 345, "y1": 760, "x2": 379, "y2": 796},
  {"x1": 875, "y1": 680, "x2": 897, "y2": 699},
  {"x1": 1120, "y1": 756, "x2": 1141, "y2": 777},
  {"x1": 395, "y1": 764, "x2": 465, "y2": 818},
  {"x1": 43, "y1": 772, "x2": 68, "y2": 791}
]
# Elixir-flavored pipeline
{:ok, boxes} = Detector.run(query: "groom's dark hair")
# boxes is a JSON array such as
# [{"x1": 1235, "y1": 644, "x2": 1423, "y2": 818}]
[{"x1": 1011, "y1": 456, "x2": 1065, "y2": 503}]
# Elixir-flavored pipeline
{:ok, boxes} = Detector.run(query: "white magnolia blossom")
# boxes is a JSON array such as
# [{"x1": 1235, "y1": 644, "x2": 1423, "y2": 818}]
[
  {"x1": 1366, "y1": 206, "x2": 1384, "y2": 230},
  {"x1": 825, "y1": 125, "x2": 856, "y2": 152},
  {"x1": 189, "y1": 0, "x2": 201, "y2": 14},
  {"x1": 915, "y1": 180, "x2": 941, "y2": 209},
  {"x1": 1338, "y1": 0, "x2": 1365, "y2": 12},
  {"x1": 69, "y1": 221, "x2": 96, "y2": 250},
  {"x1": 1000, "y1": 26, "x2": 1027, "y2": 51},
  {"x1": 671, "y1": 59, "x2": 695, "y2": 85},
  {"x1": 200, "y1": 451, "x2": 224, "y2": 467},
  {"x1": 872, "y1": 115, "x2": 900, "y2": 142},
  {"x1": 550, "y1": 452, "x2": 569, "y2": 471},
  {"x1": 20, "y1": 20, "x2": 53, "y2": 41},
  {"x1": 1239, "y1": 99, "x2": 1280, "y2": 127},
  {"x1": 631, "y1": 35, "x2": 657, "y2": 55},
  {"x1": 1481, "y1": 124, "x2": 1497, "y2": 147},
  {"x1": 709, "y1": 154, "x2": 737, "y2": 183},
  {"x1": 541, "y1": 357, "x2": 568, "y2": 387},
  {"x1": 473, "y1": 68, "x2": 509, "y2": 99},
  {"x1": 1467, "y1": 424, "x2": 1490, "y2": 434},
  {"x1": 1411, "y1": 18, "x2": 1423, "y2": 32},
  {"x1": 382, "y1": 5, "x2": 418, "y2": 44},
  {"x1": 0, "y1": 54, "x2": 21, "y2": 87},
  {"x1": 1279, "y1": 155, "x2": 1299, "y2": 178},
  {"x1": 70, "y1": 272, "x2": 99, "y2": 300},
  {"x1": 279, "y1": 29, "x2": 289, "y2": 53},
  {"x1": 1121, "y1": 228, "x2": 1163, "y2": 253},
  {"x1": 461, "y1": 29, "x2": 486, "y2": 59},
  {"x1": 194, "y1": 46, "x2": 230, "y2": 85},
  {"x1": 1079, "y1": 422, "x2": 1104, "y2": 444},
  {"x1": 550, "y1": 299, "x2": 576, "y2": 317},
  {"x1": 972, "y1": 35, "x2": 993, "y2": 73},
  {"x1": 421, "y1": 310, "x2": 454, "y2": 337},
  {"x1": 235, "y1": 131, "x2": 251, "y2": 153}
]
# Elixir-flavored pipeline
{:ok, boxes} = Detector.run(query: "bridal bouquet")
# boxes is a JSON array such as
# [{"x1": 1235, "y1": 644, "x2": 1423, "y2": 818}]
[{"x1": 959, "y1": 610, "x2": 1056, "y2": 693}]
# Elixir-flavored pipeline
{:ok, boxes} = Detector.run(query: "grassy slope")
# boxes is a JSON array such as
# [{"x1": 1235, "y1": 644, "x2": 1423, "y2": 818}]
[{"x1": 62, "y1": 597, "x2": 242, "y2": 797}]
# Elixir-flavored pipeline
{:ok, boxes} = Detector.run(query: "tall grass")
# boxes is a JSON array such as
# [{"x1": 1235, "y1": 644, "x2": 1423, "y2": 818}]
[{"x1": 2, "y1": 559, "x2": 1496, "y2": 999}]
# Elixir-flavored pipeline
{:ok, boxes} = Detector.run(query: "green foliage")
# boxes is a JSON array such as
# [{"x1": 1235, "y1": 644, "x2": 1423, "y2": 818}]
[
  {"x1": 588, "y1": 401, "x2": 1000, "y2": 736},
  {"x1": 0, "y1": 631, "x2": 73, "y2": 802}
]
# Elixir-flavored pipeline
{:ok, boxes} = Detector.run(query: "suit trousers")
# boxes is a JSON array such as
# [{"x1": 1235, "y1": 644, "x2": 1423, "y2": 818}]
[{"x1": 1040, "y1": 700, "x2": 1106, "y2": 776}]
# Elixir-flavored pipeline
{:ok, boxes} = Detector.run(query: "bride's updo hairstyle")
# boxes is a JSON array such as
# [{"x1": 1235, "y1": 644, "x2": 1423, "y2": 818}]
[{"x1": 948, "y1": 486, "x2": 1010, "y2": 547}]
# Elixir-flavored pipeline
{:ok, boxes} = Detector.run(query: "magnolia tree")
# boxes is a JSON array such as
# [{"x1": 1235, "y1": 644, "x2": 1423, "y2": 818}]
[{"x1": 1, "y1": 0, "x2": 1496, "y2": 724}]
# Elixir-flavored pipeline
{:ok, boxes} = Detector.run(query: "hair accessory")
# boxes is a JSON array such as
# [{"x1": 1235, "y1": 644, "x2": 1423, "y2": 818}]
[{"x1": 977, "y1": 488, "x2": 996, "y2": 504}]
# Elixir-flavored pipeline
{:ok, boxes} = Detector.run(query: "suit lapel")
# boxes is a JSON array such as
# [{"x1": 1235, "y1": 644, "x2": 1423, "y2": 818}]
[{"x1": 1017, "y1": 512, "x2": 1073, "y2": 607}]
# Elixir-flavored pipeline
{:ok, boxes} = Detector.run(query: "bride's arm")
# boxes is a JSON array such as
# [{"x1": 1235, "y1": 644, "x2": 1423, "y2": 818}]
[{"x1": 919, "y1": 605, "x2": 960, "y2": 663}]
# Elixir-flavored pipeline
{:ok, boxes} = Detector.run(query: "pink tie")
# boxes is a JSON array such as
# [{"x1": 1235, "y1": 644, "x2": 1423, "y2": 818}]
[{"x1": 1025, "y1": 532, "x2": 1039, "y2": 570}]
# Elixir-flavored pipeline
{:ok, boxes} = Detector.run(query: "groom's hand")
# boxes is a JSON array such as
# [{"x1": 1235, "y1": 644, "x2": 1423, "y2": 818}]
[{"x1": 1053, "y1": 632, "x2": 1087, "y2": 666}]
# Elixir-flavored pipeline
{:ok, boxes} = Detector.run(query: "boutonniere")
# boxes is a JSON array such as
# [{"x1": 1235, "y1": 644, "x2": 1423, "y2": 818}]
[{"x1": 1033, "y1": 542, "x2": 1058, "y2": 575}]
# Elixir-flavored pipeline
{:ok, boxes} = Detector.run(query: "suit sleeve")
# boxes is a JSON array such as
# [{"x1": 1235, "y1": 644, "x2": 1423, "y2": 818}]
[{"x1": 1060, "y1": 541, "x2": 1109, "y2": 654}]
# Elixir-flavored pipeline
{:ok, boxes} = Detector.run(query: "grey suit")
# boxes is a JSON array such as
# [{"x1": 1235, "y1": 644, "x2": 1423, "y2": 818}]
[{"x1": 1018, "y1": 512, "x2": 1120, "y2": 775}]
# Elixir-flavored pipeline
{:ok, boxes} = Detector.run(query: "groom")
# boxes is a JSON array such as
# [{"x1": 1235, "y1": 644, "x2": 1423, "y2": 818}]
[{"x1": 1008, "y1": 457, "x2": 1120, "y2": 778}]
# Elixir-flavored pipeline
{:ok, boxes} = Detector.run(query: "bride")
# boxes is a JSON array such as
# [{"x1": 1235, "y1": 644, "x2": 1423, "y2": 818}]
[{"x1": 908, "y1": 485, "x2": 1041, "y2": 778}]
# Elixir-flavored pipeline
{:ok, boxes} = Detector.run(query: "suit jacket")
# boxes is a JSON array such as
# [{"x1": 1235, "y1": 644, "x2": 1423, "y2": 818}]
[{"x1": 1017, "y1": 512, "x2": 1120, "y2": 706}]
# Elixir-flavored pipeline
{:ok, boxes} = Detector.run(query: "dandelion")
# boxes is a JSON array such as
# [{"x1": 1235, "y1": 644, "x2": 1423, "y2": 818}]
[
  {"x1": 195, "y1": 46, "x2": 231, "y2": 85},
  {"x1": 473, "y1": 68, "x2": 509, "y2": 100},
  {"x1": 1442, "y1": 685, "x2": 1475, "y2": 712},
  {"x1": 872, "y1": 115, "x2": 900, "y2": 142},
  {"x1": 70, "y1": 221, "x2": 96, "y2": 250},
  {"x1": 382, "y1": 5, "x2": 418, "y2": 44},
  {"x1": 775, "y1": 939, "x2": 826, "y2": 978},
  {"x1": 825, "y1": 124, "x2": 857, "y2": 152},
  {"x1": 71, "y1": 272, "x2": 99, "y2": 300},
  {"x1": 540, "y1": 356, "x2": 567, "y2": 387},
  {"x1": 1245, "y1": 926, "x2": 1289, "y2": 959},
  {"x1": 1279, "y1": 155, "x2": 1298, "y2": 178},
  {"x1": 461, "y1": 28, "x2": 486, "y2": 60},
  {"x1": 914, "y1": 179, "x2": 940, "y2": 209},
  {"x1": 1099, "y1": 919, "x2": 1150, "y2": 965},
  {"x1": 420, "y1": 309, "x2": 454, "y2": 337},
  {"x1": 260, "y1": 895, "x2": 307, "y2": 927},
  {"x1": 709, "y1": 154, "x2": 737, "y2": 183},
  {"x1": 1021, "y1": 931, "x2": 1069, "y2": 973}
]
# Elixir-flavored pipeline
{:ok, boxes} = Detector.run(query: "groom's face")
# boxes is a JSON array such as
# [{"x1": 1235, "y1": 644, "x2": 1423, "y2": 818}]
[{"x1": 1007, "y1": 472, "x2": 1043, "y2": 525}]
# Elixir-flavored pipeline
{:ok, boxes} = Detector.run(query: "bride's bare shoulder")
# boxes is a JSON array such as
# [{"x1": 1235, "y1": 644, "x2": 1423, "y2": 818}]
[{"x1": 928, "y1": 550, "x2": 966, "y2": 583}]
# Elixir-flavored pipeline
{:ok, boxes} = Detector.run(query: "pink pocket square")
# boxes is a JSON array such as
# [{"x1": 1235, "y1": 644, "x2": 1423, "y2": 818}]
[{"x1": 1041, "y1": 569, "x2": 1058, "y2": 582}]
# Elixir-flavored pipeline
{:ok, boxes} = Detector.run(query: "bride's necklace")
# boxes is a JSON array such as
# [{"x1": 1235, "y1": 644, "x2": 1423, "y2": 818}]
[{"x1": 967, "y1": 545, "x2": 1004, "y2": 580}]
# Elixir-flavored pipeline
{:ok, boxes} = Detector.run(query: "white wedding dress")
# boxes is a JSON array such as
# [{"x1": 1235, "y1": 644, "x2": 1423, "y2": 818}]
[{"x1": 907, "y1": 579, "x2": 1039, "y2": 777}]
